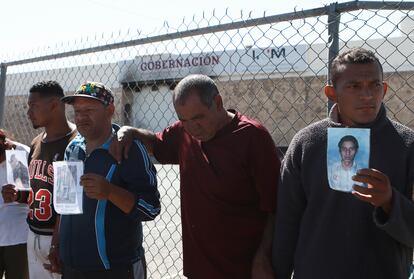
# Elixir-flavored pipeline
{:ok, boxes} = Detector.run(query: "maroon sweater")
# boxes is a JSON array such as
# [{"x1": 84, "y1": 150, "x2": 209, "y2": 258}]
[{"x1": 154, "y1": 111, "x2": 280, "y2": 279}]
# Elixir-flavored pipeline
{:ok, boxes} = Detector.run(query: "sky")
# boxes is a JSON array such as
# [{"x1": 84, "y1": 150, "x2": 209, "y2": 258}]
[
  {"x1": 0, "y1": 0, "x2": 353, "y2": 61},
  {"x1": 0, "y1": 0, "x2": 412, "y2": 62}
]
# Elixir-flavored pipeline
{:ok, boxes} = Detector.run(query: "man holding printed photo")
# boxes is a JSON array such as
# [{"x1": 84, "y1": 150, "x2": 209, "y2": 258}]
[{"x1": 273, "y1": 47, "x2": 414, "y2": 279}]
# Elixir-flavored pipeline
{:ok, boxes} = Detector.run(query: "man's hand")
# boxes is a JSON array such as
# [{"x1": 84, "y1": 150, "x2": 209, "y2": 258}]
[
  {"x1": 352, "y1": 168, "x2": 393, "y2": 214},
  {"x1": 44, "y1": 245, "x2": 62, "y2": 274},
  {"x1": 251, "y1": 252, "x2": 275, "y2": 279},
  {"x1": 80, "y1": 174, "x2": 112, "y2": 200},
  {"x1": 1, "y1": 184, "x2": 18, "y2": 203},
  {"x1": 109, "y1": 125, "x2": 136, "y2": 163}
]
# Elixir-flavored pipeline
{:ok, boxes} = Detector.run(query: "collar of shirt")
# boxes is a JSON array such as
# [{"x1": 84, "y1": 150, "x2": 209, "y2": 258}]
[{"x1": 65, "y1": 124, "x2": 119, "y2": 161}]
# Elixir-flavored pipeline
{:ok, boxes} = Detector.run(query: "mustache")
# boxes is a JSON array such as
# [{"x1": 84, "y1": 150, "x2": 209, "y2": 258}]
[
  {"x1": 356, "y1": 104, "x2": 376, "y2": 109},
  {"x1": 76, "y1": 122, "x2": 90, "y2": 126}
]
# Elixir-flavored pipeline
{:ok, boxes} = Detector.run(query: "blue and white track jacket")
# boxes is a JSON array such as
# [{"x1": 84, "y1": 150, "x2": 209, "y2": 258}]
[{"x1": 59, "y1": 126, "x2": 160, "y2": 271}]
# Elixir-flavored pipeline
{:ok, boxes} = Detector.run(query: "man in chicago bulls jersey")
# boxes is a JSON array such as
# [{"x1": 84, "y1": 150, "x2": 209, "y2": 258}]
[{"x1": 2, "y1": 81, "x2": 76, "y2": 279}]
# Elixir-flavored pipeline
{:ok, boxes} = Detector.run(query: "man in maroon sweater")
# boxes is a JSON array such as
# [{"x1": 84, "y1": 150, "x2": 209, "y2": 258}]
[{"x1": 112, "y1": 74, "x2": 280, "y2": 279}]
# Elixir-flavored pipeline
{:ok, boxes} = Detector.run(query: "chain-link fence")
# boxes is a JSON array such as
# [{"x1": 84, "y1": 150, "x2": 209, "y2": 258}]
[{"x1": 1, "y1": 1, "x2": 414, "y2": 278}]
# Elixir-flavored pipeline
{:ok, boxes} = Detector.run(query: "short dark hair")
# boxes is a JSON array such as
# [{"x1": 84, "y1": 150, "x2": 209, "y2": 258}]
[
  {"x1": 330, "y1": 47, "x2": 383, "y2": 86},
  {"x1": 338, "y1": 135, "x2": 359, "y2": 150},
  {"x1": 173, "y1": 75, "x2": 219, "y2": 107},
  {"x1": 29, "y1": 80, "x2": 64, "y2": 98}
]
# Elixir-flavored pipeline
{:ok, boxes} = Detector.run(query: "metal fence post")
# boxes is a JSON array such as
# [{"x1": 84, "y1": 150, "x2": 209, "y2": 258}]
[
  {"x1": 327, "y1": 2, "x2": 341, "y2": 112},
  {"x1": 0, "y1": 64, "x2": 7, "y2": 127}
]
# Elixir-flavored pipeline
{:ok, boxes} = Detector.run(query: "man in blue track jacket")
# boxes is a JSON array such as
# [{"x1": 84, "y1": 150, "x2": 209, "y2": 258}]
[{"x1": 59, "y1": 81, "x2": 160, "y2": 279}]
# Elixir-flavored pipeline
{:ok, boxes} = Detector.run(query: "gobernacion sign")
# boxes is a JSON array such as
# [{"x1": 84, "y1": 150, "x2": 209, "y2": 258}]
[{"x1": 119, "y1": 45, "x2": 307, "y2": 83}]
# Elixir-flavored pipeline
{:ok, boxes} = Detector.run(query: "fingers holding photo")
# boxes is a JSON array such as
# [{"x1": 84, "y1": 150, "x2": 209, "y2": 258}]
[
  {"x1": 1, "y1": 184, "x2": 17, "y2": 203},
  {"x1": 352, "y1": 168, "x2": 392, "y2": 213}
]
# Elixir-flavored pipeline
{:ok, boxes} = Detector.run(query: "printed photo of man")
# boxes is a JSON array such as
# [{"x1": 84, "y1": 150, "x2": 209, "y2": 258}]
[
  {"x1": 329, "y1": 135, "x2": 359, "y2": 192},
  {"x1": 8, "y1": 154, "x2": 30, "y2": 190}
]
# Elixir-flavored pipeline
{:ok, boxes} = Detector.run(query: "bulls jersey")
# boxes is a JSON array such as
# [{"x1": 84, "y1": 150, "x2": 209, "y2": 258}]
[{"x1": 28, "y1": 130, "x2": 77, "y2": 235}]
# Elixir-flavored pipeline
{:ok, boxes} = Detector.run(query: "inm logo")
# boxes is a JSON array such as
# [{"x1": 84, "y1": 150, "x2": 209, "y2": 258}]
[{"x1": 252, "y1": 47, "x2": 286, "y2": 60}]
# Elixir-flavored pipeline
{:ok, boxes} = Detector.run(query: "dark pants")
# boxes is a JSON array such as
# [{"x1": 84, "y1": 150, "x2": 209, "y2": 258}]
[
  {"x1": 62, "y1": 257, "x2": 146, "y2": 279},
  {"x1": 0, "y1": 243, "x2": 29, "y2": 279}
]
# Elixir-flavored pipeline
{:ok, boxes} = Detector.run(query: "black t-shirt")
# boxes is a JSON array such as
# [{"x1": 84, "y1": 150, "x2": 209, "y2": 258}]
[{"x1": 27, "y1": 130, "x2": 77, "y2": 235}]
